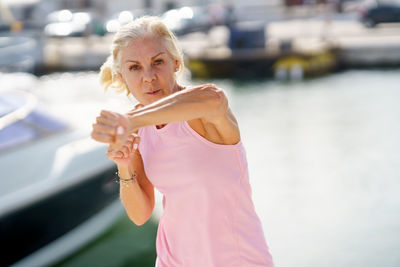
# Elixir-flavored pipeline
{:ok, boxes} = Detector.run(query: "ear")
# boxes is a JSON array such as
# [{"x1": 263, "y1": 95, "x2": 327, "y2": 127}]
[
  {"x1": 118, "y1": 71, "x2": 126, "y2": 84},
  {"x1": 174, "y1": 60, "x2": 180, "y2": 72}
]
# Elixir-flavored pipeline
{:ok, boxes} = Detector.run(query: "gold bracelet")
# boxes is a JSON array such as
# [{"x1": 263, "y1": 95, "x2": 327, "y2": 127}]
[{"x1": 115, "y1": 171, "x2": 137, "y2": 187}]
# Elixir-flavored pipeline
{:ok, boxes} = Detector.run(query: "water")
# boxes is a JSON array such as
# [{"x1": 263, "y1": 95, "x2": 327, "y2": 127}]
[
  {"x1": 2, "y1": 69, "x2": 400, "y2": 267},
  {"x1": 229, "y1": 71, "x2": 400, "y2": 267}
]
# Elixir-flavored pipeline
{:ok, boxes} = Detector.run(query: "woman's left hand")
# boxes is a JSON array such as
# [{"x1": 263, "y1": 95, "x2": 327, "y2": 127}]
[{"x1": 91, "y1": 110, "x2": 132, "y2": 149}]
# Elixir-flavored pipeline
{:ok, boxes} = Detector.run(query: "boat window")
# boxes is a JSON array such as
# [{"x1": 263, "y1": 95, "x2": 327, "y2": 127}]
[{"x1": 0, "y1": 109, "x2": 69, "y2": 152}]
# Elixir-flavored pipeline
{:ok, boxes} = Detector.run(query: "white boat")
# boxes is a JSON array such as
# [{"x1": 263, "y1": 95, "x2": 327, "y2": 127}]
[{"x1": 0, "y1": 89, "x2": 123, "y2": 267}]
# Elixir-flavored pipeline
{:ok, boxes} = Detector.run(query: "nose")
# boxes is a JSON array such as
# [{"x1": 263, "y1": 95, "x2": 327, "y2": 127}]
[{"x1": 143, "y1": 67, "x2": 156, "y2": 83}]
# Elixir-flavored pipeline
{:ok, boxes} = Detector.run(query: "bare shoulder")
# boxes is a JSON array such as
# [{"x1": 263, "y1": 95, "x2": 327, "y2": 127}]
[
  {"x1": 205, "y1": 106, "x2": 241, "y2": 145},
  {"x1": 188, "y1": 86, "x2": 241, "y2": 146}
]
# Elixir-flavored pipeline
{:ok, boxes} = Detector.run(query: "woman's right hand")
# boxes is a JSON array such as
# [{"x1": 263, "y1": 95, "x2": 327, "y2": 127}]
[{"x1": 105, "y1": 134, "x2": 141, "y2": 168}]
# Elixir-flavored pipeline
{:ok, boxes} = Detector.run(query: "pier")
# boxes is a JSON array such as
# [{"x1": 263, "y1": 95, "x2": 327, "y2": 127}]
[{"x1": 41, "y1": 19, "x2": 400, "y2": 78}]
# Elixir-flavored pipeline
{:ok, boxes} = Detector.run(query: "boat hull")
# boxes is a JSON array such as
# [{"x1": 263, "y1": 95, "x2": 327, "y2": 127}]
[{"x1": 1, "y1": 165, "x2": 119, "y2": 266}]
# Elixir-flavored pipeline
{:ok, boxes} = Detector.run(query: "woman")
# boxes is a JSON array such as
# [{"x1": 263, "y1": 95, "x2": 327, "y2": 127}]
[{"x1": 91, "y1": 16, "x2": 274, "y2": 267}]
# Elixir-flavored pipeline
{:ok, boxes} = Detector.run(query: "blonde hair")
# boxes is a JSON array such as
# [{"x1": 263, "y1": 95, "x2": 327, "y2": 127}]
[{"x1": 99, "y1": 16, "x2": 184, "y2": 95}]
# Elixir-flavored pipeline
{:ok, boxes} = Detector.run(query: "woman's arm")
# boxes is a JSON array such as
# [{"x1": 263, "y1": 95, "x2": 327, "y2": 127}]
[
  {"x1": 102, "y1": 103, "x2": 155, "y2": 226},
  {"x1": 118, "y1": 150, "x2": 155, "y2": 226},
  {"x1": 91, "y1": 84, "x2": 240, "y2": 147},
  {"x1": 127, "y1": 83, "x2": 227, "y2": 129}
]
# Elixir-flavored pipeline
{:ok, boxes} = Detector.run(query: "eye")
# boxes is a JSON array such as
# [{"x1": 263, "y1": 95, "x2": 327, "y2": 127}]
[
  {"x1": 129, "y1": 65, "x2": 140, "y2": 71},
  {"x1": 154, "y1": 59, "x2": 164, "y2": 65}
]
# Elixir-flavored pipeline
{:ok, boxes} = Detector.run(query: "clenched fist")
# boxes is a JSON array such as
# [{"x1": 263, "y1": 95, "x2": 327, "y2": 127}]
[
  {"x1": 106, "y1": 134, "x2": 141, "y2": 168},
  {"x1": 91, "y1": 110, "x2": 130, "y2": 149}
]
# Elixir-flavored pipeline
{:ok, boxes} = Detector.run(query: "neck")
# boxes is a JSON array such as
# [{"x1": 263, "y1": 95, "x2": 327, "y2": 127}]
[
  {"x1": 155, "y1": 84, "x2": 184, "y2": 129},
  {"x1": 173, "y1": 83, "x2": 185, "y2": 93}
]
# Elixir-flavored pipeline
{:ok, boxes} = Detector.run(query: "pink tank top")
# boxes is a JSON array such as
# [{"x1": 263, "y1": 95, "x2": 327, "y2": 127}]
[{"x1": 138, "y1": 120, "x2": 274, "y2": 267}]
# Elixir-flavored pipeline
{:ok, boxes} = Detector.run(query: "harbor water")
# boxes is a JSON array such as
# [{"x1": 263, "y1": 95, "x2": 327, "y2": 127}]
[{"x1": 2, "y1": 69, "x2": 399, "y2": 267}]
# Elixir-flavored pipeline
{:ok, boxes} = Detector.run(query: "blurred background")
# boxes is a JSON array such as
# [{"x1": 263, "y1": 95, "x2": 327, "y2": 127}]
[{"x1": 1, "y1": 0, "x2": 400, "y2": 266}]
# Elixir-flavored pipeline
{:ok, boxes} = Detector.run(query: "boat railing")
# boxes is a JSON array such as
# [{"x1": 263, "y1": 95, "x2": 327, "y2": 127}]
[{"x1": 0, "y1": 90, "x2": 38, "y2": 130}]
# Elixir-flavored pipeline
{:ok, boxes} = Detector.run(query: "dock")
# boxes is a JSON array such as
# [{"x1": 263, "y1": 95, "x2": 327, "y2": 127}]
[
  {"x1": 268, "y1": 19, "x2": 400, "y2": 67},
  {"x1": 40, "y1": 19, "x2": 400, "y2": 78},
  {"x1": 180, "y1": 19, "x2": 400, "y2": 79}
]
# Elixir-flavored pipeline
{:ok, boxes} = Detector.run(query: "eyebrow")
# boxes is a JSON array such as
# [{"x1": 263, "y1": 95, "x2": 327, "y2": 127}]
[{"x1": 124, "y1": 52, "x2": 165, "y2": 64}]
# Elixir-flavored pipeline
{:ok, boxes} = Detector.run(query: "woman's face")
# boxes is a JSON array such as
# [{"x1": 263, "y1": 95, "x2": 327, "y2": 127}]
[{"x1": 118, "y1": 35, "x2": 180, "y2": 105}]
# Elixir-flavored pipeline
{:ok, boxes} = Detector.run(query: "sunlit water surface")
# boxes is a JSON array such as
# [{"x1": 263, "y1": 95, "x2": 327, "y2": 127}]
[{"x1": 1, "y1": 69, "x2": 399, "y2": 267}]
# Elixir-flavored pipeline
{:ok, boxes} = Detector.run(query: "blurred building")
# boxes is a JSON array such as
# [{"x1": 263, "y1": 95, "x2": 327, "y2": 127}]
[
  {"x1": 38, "y1": 0, "x2": 283, "y2": 16},
  {"x1": 1, "y1": 0, "x2": 286, "y2": 23}
]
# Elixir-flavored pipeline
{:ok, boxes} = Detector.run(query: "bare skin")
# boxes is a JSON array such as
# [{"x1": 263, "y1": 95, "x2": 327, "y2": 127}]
[{"x1": 91, "y1": 35, "x2": 241, "y2": 225}]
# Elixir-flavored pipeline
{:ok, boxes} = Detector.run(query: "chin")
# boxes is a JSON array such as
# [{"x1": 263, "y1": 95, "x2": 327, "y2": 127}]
[{"x1": 146, "y1": 97, "x2": 162, "y2": 105}]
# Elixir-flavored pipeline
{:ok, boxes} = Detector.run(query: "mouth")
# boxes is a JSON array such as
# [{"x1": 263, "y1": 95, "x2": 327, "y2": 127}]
[{"x1": 146, "y1": 89, "x2": 161, "y2": 95}]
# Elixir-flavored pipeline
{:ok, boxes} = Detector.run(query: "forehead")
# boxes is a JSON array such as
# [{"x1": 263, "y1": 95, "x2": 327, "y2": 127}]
[{"x1": 121, "y1": 35, "x2": 169, "y2": 62}]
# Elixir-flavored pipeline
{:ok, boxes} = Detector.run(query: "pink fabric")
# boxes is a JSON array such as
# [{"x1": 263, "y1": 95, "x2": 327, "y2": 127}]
[{"x1": 138, "y1": 120, "x2": 274, "y2": 267}]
